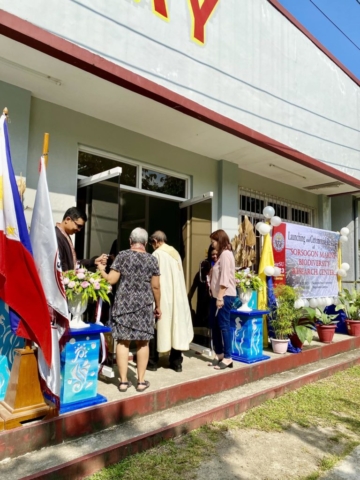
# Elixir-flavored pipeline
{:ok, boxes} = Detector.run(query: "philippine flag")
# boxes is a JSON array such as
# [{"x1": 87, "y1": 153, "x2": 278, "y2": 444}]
[
  {"x1": 0, "y1": 114, "x2": 52, "y2": 366},
  {"x1": 30, "y1": 156, "x2": 70, "y2": 403}
]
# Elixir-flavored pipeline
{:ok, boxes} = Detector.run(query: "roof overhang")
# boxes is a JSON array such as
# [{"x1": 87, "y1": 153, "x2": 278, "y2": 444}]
[{"x1": 0, "y1": 9, "x2": 359, "y2": 197}]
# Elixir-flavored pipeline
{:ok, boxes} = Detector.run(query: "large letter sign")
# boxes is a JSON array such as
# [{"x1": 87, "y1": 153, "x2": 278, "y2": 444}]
[
  {"x1": 272, "y1": 223, "x2": 339, "y2": 298},
  {"x1": 188, "y1": 0, "x2": 220, "y2": 45}
]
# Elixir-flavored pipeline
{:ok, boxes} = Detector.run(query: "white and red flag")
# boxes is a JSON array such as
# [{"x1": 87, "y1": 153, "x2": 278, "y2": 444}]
[
  {"x1": 0, "y1": 114, "x2": 52, "y2": 366},
  {"x1": 30, "y1": 156, "x2": 70, "y2": 404}
]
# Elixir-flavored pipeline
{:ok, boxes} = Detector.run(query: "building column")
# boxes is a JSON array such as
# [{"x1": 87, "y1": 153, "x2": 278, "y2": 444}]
[
  {"x1": 317, "y1": 195, "x2": 331, "y2": 230},
  {"x1": 217, "y1": 160, "x2": 239, "y2": 240},
  {"x1": 331, "y1": 195, "x2": 357, "y2": 283}
]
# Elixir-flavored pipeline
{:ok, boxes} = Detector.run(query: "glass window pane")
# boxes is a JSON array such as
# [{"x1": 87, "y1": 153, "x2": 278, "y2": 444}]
[
  {"x1": 78, "y1": 151, "x2": 137, "y2": 187},
  {"x1": 142, "y1": 168, "x2": 186, "y2": 197}
]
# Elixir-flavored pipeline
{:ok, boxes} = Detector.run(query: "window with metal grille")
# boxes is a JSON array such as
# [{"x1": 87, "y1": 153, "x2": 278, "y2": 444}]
[
  {"x1": 238, "y1": 188, "x2": 314, "y2": 270},
  {"x1": 239, "y1": 189, "x2": 313, "y2": 226}
]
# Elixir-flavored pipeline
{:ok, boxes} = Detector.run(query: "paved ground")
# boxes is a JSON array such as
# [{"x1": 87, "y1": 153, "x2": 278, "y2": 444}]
[{"x1": 322, "y1": 447, "x2": 360, "y2": 480}]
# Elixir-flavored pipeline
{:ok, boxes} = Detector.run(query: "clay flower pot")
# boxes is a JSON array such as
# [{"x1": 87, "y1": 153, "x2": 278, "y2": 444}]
[
  {"x1": 271, "y1": 338, "x2": 289, "y2": 354},
  {"x1": 345, "y1": 319, "x2": 360, "y2": 337},
  {"x1": 289, "y1": 333, "x2": 303, "y2": 349},
  {"x1": 316, "y1": 324, "x2": 336, "y2": 343}
]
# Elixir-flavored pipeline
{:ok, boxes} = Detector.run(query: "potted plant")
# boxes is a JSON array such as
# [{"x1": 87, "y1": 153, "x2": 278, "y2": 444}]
[
  {"x1": 291, "y1": 315, "x2": 315, "y2": 349},
  {"x1": 235, "y1": 269, "x2": 263, "y2": 312},
  {"x1": 336, "y1": 289, "x2": 360, "y2": 337},
  {"x1": 304, "y1": 307, "x2": 338, "y2": 343},
  {"x1": 63, "y1": 267, "x2": 111, "y2": 329},
  {"x1": 269, "y1": 285, "x2": 297, "y2": 354}
]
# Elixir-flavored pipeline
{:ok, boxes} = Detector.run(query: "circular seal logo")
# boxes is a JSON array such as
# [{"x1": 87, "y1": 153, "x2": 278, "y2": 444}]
[{"x1": 273, "y1": 232, "x2": 285, "y2": 253}]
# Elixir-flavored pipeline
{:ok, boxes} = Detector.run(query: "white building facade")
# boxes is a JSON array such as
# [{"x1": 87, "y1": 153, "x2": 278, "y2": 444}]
[{"x1": 0, "y1": 0, "x2": 359, "y2": 286}]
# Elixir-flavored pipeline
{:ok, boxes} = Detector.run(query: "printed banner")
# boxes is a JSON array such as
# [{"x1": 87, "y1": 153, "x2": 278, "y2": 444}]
[{"x1": 272, "y1": 223, "x2": 339, "y2": 298}]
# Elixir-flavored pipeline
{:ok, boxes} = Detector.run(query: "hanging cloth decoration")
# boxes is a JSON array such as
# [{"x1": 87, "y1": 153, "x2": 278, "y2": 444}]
[{"x1": 231, "y1": 215, "x2": 256, "y2": 268}]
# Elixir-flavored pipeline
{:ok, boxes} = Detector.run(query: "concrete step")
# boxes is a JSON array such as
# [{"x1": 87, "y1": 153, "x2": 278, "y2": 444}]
[
  {"x1": 3, "y1": 347, "x2": 360, "y2": 480},
  {"x1": 0, "y1": 334, "x2": 359, "y2": 464}
]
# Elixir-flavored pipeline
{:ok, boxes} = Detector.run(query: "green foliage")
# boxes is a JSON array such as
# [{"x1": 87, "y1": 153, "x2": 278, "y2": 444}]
[
  {"x1": 89, "y1": 367, "x2": 360, "y2": 480},
  {"x1": 336, "y1": 288, "x2": 360, "y2": 320},
  {"x1": 293, "y1": 316, "x2": 315, "y2": 344},
  {"x1": 304, "y1": 307, "x2": 338, "y2": 325},
  {"x1": 63, "y1": 268, "x2": 111, "y2": 304},
  {"x1": 235, "y1": 270, "x2": 263, "y2": 292},
  {"x1": 270, "y1": 284, "x2": 298, "y2": 340}
]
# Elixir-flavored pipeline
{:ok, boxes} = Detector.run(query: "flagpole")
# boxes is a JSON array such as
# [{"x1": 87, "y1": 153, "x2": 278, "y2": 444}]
[{"x1": 42, "y1": 133, "x2": 50, "y2": 168}]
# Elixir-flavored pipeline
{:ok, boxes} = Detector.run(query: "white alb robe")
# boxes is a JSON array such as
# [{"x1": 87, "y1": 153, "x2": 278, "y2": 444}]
[{"x1": 153, "y1": 244, "x2": 194, "y2": 352}]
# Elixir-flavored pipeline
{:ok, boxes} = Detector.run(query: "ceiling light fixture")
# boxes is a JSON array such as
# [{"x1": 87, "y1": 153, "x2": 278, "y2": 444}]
[
  {"x1": 304, "y1": 181, "x2": 343, "y2": 191},
  {"x1": 269, "y1": 163, "x2": 307, "y2": 180},
  {"x1": 0, "y1": 56, "x2": 62, "y2": 86}
]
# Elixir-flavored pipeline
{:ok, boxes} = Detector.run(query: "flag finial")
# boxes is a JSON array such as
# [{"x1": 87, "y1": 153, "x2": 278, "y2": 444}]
[{"x1": 3, "y1": 107, "x2": 8, "y2": 116}]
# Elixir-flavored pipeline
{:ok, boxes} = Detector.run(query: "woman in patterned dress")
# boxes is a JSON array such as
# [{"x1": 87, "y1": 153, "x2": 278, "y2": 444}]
[{"x1": 97, "y1": 228, "x2": 161, "y2": 393}]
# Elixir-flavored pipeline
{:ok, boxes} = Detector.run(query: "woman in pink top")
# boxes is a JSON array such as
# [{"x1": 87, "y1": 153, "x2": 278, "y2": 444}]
[{"x1": 209, "y1": 229, "x2": 236, "y2": 370}]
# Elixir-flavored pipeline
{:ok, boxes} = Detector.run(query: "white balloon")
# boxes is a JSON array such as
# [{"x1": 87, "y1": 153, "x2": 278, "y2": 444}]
[
  {"x1": 259, "y1": 223, "x2": 271, "y2": 235},
  {"x1": 297, "y1": 299, "x2": 305, "y2": 308},
  {"x1": 325, "y1": 297, "x2": 332, "y2": 306},
  {"x1": 337, "y1": 268, "x2": 346, "y2": 277},
  {"x1": 309, "y1": 298, "x2": 318, "y2": 308},
  {"x1": 303, "y1": 299, "x2": 309, "y2": 308},
  {"x1": 340, "y1": 227, "x2": 350, "y2": 236},
  {"x1": 270, "y1": 216, "x2": 282, "y2": 227},
  {"x1": 341, "y1": 263, "x2": 350, "y2": 271},
  {"x1": 255, "y1": 222, "x2": 264, "y2": 232},
  {"x1": 264, "y1": 266, "x2": 275, "y2": 276},
  {"x1": 263, "y1": 206, "x2": 275, "y2": 219},
  {"x1": 340, "y1": 235, "x2": 348, "y2": 243},
  {"x1": 294, "y1": 300, "x2": 300, "y2": 309},
  {"x1": 333, "y1": 297, "x2": 340, "y2": 305},
  {"x1": 317, "y1": 298, "x2": 324, "y2": 306},
  {"x1": 273, "y1": 267, "x2": 281, "y2": 277}
]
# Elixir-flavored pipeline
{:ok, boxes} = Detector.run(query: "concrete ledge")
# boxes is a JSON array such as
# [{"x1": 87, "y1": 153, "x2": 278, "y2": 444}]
[
  {"x1": 21, "y1": 351, "x2": 360, "y2": 480},
  {"x1": 1, "y1": 335, "x2": 359, "y2": 462}
]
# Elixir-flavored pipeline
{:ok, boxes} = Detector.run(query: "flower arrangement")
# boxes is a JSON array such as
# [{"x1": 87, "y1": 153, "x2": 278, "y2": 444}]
[
  {"x1": 235, "y1": 269, "x2": 263, "y2": 293},
  {"x1": 63, "y1": 267, "x2": 112, "y2": 304}
]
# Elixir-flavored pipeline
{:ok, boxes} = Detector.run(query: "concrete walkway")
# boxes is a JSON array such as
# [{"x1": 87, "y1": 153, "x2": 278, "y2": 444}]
[{"x1": 322, "y1": 447, "x2": 360, "y2": 479}]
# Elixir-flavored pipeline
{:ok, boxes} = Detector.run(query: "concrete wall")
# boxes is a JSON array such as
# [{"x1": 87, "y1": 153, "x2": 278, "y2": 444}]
[
  {"x1": 238, "y1": 168, "x2": 318, "y2": 209},
  {"x1": 24, "y1": 97, "x2": 219, "y2": 225},
  {"x1": 2, "y1": 0, "x2": 359, "y2": 179},
  {"x1": 0, "y1": 81, "x2": 31, "y2": 176}
]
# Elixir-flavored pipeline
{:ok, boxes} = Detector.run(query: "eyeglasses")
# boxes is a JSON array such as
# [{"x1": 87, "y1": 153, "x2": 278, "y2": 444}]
[{"x1": 72, "y1": 219, "x2": 84, "y2": 230}]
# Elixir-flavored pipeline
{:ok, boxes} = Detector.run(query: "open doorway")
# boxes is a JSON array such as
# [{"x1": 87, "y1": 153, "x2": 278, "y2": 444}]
[{"x1": 76, "y1": 166, "x2": 214, "y2": 353}]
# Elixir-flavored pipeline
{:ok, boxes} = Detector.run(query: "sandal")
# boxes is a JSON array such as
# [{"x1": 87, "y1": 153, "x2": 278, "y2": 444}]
[
  {"x1": 118, "y1": 381, "x2": 132, "y2": 392},
  {"x1": 207, "y1": 359, "x2": 220, "y2": 367},
  {"x1": 214, "y1": 361, "x2": 233, "y2": 370},
  {"x1": 136, "y1": 380, "x2": 150, "y2": 392},
  {"x1": 207, "y1": 356, "x2": 224, "y2": 367}
]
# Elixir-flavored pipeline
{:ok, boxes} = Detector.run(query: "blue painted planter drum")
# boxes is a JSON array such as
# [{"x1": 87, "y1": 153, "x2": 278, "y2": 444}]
[
  {"x1": 60, "y1": 323, "x2": 111, "y2": 414},
  {"x1": 230, "y1": 309, "x2": 270, "y2": 364}
]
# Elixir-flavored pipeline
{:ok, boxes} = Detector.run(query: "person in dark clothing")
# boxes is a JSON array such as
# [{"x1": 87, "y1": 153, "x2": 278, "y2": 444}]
[
  {"x1": 55, "y1": 207, "x2": 107, "y2": 272},
  {"x1": 188, "y1": 245, "x2": 218, "y2": 328}
]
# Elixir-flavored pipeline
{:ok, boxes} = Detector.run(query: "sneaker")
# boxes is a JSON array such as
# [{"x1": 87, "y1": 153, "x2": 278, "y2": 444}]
[
  {"x1": 169, "y1": 365, "x2": 182, "y2": 373},
  {"x1": 146, "y1": 364, "x2": 158, "y2": 372}
]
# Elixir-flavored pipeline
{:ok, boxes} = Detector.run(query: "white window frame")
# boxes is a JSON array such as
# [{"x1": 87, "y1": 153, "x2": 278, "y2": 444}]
[
  {"x1": 239, "y1": 188, "x2": 314, "y2": 226},
  {"x1": 78, "y1": 145, "x2": 190, "y2": 201}
]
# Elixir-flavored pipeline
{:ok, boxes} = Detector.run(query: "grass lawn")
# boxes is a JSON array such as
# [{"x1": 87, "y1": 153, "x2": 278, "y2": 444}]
[{"x1": 88, "y1": 366, "x2": 360, "y2": 480}]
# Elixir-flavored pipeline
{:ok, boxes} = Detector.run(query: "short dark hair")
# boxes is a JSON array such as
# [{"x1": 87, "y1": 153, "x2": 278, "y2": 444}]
[
  {"x1": 63, "y1": 207, "x2": 87, "y2": 222},
  {"x1": 149, "y1": 230, "x2": 167, "y2": 243}
]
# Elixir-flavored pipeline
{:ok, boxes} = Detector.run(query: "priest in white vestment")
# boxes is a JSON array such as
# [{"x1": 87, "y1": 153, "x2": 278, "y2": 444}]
[{"x1": 149, "y1": 231, "x2": 194, "y2": 372}]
